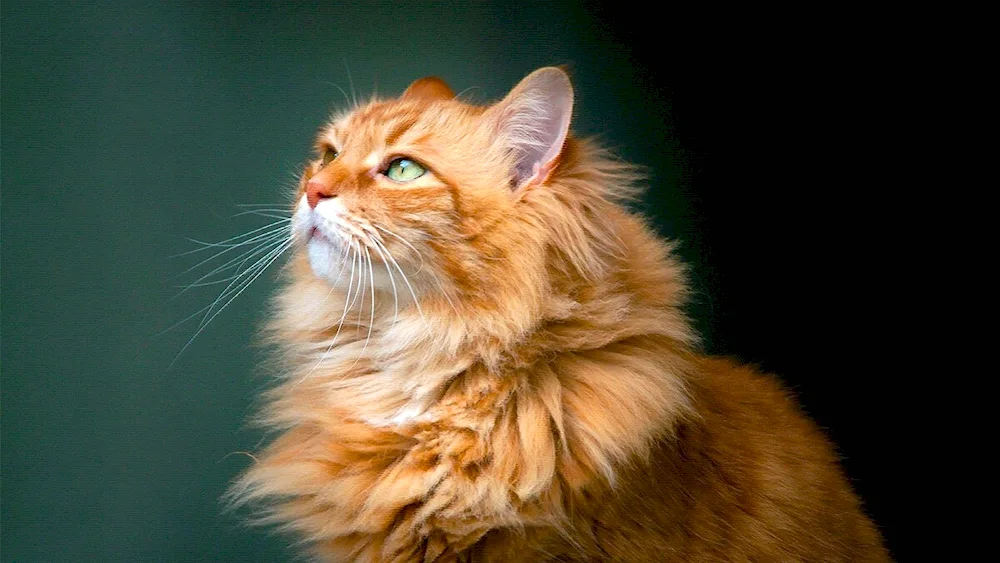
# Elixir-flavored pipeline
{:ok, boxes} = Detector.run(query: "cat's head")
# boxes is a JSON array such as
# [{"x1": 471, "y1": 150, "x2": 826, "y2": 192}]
[{"x1": 288, "y1": 67, "x2": 627, "y2": 318}]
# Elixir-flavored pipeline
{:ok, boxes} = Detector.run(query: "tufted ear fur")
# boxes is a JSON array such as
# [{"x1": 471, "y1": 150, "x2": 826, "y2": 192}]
[
  {"x1": 486, "y1": 67, "x2": 574, "y2": 190},
  {"x1": 402, "y1": 76, "x2": 456, "y2": 102}
]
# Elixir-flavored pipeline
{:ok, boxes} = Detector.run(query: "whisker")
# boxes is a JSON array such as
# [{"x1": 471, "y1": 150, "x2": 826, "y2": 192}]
[
  {"x1": 327, "y1": 242, "x2": 355, "y2": 288},
  {"x1": 453, "y1": 85, "x2": 481, "y2": 101},
  {"x1": 173, "y1": 226, "x2": 290, "y2": 282},
  {"x1": 368, "y1": 235, "x2": 399, "y2": 326},
  {"x1": 373, "y1": 225, "x2": 425, "y2": 273},
  {"x1": 431, "y1": 272, "x2": 460, "y2": 317},
  {"x1": 375, "y1": 226, "x2": 456, "y2": 316},
  {"x1": 161, "y1": 239, "x2": 288, "y2": 337},
  {"x1": 177, "y1": 229, "x2": 289, "y2": 262},
  {"x1": 333, "y1": 243, "x2": 359, "y2": 345},
  {"x1": 300, "y1": 242, "x2": 356, "y2": 353},
  {"x1": 372, "y1": 238, "x2": 427, "y2": 327},
  {"x1": 346, "y1": 240, "x2": 366, "y2": 313},
  {"x1": 347, "y1": 246, "x2": 377, "y2": 370},
  {"x1": 176, "y1": 275, "x2": 264, "y2": 290},
  {"x1": 171, "y1": 220, "x2": 291, "y2": 257},
  {"x1": 334, "y1": 83, "x2": 353, "y2": 109},
  {"x1": 191, "y1": 238, "x2": 291, "y2": 335},
  {"x1": 167, "y1": 239, "x2": 291, "y2": 368},
  {"x1": 167, "y1": 230, "x2": 289, "y2": 307},
  {"x1": 238, "y1": 213, "x2": 292, "y2": 221},
  {"x1": 317, "y1": 80, "x2": 353, "y2": 110},
  {"x1": 296, "y1": 240, "x2": 358, "y2": 385},
  {"x1": 354, "y1": 243, "x2": 367, "y2": 339},
  {"x1": 229, "y1": 210, "x2": 292, "y2": 220},
  {"x1": 344, "y1": 59, "x2": 358, "y2": 107},
  {"x1": 173, "y1": 231, "x2": 287, "y2": 292},
  {"x1": 180, "y1": 225, "x2": 289, "y2": 270}
]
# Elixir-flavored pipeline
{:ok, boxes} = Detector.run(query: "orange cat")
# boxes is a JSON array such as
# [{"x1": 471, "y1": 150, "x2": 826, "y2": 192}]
[{"x1": 229, "y1": 67, "x2": 888, "y2": 561}]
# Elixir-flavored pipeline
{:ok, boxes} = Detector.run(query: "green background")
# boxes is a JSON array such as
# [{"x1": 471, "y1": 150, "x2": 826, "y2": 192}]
[{"x1": 2, "y1": 2, "x2": 894, "y2": 561}]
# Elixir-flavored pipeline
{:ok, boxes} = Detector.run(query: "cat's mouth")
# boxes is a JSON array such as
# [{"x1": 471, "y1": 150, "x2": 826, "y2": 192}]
[
  {"x1": 308, "y1": 226, "x2": 329, "y2": 243},
  {"x1": 308, "y1": 223, "x2": 349, "y2": 249},
  {"x1": 306, "y1": 221, "x2": 358, "y2": 260}
]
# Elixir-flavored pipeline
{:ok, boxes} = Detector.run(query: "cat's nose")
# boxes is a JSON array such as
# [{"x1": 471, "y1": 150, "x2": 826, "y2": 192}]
[{"x1": 306, "y1": 179, "x2": 336, "y2": 209}]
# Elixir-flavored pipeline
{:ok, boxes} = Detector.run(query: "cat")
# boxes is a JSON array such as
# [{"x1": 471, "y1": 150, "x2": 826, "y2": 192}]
[{"x1": 229, "y1": 67, "x2": 888, "y2": 562}]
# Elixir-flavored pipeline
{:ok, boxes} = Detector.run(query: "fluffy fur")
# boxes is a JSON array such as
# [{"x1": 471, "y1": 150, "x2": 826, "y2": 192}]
[{"x1": 230, "y1": 68, "x2": 888, "y2": 561}]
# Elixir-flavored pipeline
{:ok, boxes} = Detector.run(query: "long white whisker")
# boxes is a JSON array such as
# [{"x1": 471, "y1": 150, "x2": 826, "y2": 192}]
[
  {"x1": 373, "y1": 227, "x2": 455, "y2": 316},
  {"x1": 162, "y1": 234, "x2": 288, "y2": 326},
  {"x1": 306, "y1": 243, "x2": 356, "y2": 343},
  {"x1": 355, "y1": 245, "x2": 367, "y2": 339},
  {"x1": 176, "y1": 231, "x2": 290, "y2": 295},
  {"x1": 373, "y1": 225, "x2": 425, "y2": 272},
  {"x1": 368, "y1": 236, "x2": 399, "y2": 326},
  {"x1": 172, "y1": 220, "x2": 291, "y2": 257},
  {"x1": 347, "y1": 246, "x2": 376, "y2": 371},
  {"x1": 452, "y1": 85, "x2": 481, "y2": 101},
  {"x1": 192, "y1": 238, "x2": 290, "y2": 333},
  {"x1": 169, "y1": 239, "x2": 291, "y2": 368},
  {"x1": 230, "y1": 213, "x2": 292, "y2": 222},
  {"x1": 180, "y1": 220, "x2": 291, "y2": 250},
  {"x1": 296, "y1": 240, "x2": 358, "y2": 385},
  {"x1": 174, "y1": 229, "x2": 290, "y2": 278},
  {"x1": 298, "y1": 244, "x2": 355, "y2": 354},
  {"x1": 327, "y1": 243, "x2": 354, "y2": 288},
  {"x1": 184, "y1": 224, "x2": 290, "y2": 250},
  {"x1": 344, "y1": 59, "x2": 358, "y2": 107},
  {"x1": 431, "y1": 273, "x2": 460, "y2": 317},
  {"x1": 187, "y1": 237, "x2": 291, "y2": 340},
  {"x1": 172, "y1": 228, "x2": 289, "y2": 294},
  {"x1": 321, "y1": 81, "x2": 353, "y2": 109},
  {"x1": 337, "y1": 82, "x2": 353, "y2": 108},
  {"x1": 336, "y1": 243, "x2": 359, "y2": 340},
  {"x1": 372, "y1": 237, "x2": 427, "y2": 327},
  {"x1": 178, "y1": 227, "x2": 289, "y2": 280},
  {"x1": 229, "y1": 208, "x2": 291, "y2": 214},
  {"x1": 176, "y1": 272, "x2": 270, "y2": 290},
  {"x1": 347, "y1": 240, "x2": 366, "y2": 313}
]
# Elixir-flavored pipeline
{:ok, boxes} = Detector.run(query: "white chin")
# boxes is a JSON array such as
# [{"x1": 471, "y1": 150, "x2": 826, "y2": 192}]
[{"x1": 307, "y1": 238, "x2": 345, "y2": 283}]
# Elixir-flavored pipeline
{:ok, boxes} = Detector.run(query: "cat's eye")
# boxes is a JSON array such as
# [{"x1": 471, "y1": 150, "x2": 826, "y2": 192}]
[
  {"x1": 321, "y1": 148, "x2": 338, "y2": 165},
  {"x1": 385, "y1": 158, "x2": 426, "y2": 182}
]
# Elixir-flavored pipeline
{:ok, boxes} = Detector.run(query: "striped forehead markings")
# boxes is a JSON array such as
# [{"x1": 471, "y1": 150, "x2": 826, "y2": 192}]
[{"x1": 384, "y1": 116, "x2": 419, "y2": 146}]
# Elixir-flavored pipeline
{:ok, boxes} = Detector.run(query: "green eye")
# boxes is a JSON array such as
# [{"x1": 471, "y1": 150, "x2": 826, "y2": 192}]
[
  {"x1": 322, "y1": 148, "x2": 338, "y2": 165},
  {"x1": 385, "y1": 158, "x2": 426, "y2": 182}
]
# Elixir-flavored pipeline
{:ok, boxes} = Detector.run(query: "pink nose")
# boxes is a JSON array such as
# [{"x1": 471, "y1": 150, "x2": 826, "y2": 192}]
[{"x1": 306, "y1": 180, "x2": 335, "y2": 209}]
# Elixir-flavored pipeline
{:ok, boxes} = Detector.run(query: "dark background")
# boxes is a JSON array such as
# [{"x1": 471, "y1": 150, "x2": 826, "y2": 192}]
[{"x1": 2, "y1": 1, "x2": 898, "y2": 560}]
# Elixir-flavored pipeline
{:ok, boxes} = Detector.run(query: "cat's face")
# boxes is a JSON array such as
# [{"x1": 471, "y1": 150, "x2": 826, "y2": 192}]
[
  {"x1": 290, "y1": 94, "x2": 506, "y2": 301},
  {"x1": 289, "y1": 70, "x2": 574, "y2": 304}
]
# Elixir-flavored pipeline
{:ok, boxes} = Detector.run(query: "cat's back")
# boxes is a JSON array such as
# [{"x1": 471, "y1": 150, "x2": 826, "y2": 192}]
[{"x1": 590, "y1": 356, "x2": 888, "y2": 562}]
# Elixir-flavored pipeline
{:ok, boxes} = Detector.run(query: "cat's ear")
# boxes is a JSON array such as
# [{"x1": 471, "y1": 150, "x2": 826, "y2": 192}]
[
  {"x1": 402, "y1": 77, "x2": 455, "y2": 102},
  {"x1": 487, "y1": 67, "x2": 574, "y2": 190}
]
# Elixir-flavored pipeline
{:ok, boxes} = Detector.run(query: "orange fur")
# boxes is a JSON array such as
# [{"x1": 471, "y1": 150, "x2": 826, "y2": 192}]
[{"x1": 230, "y1": 68, "x2": 888, "y2": 561}]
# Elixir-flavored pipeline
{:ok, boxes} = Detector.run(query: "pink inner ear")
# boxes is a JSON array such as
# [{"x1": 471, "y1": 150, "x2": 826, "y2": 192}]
[
  {"x1": 504, "y1": 68, "x2": 574, "y2": 189},
  {"x1": 402, "y1": 77, "x2": 455, "y2": 102}
]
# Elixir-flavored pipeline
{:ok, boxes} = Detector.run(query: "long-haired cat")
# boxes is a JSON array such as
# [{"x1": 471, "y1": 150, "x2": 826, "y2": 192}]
[{"x1": 229, "y1": 67, "x2": 888, "y2": 562}]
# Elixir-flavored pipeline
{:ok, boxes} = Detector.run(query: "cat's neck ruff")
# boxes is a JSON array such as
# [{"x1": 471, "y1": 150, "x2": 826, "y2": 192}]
[{"x1": 272, "y1": 272, "x2": 504, "y2": 428}]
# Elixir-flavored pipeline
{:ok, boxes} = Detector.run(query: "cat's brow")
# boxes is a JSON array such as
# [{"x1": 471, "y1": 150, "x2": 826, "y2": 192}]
[
  {"x1": 317, "y1": 128, "x2": 338, "y2": 150},
  {"x1": 384, "y1": 117, "x2": 419, "y2": 146}
]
